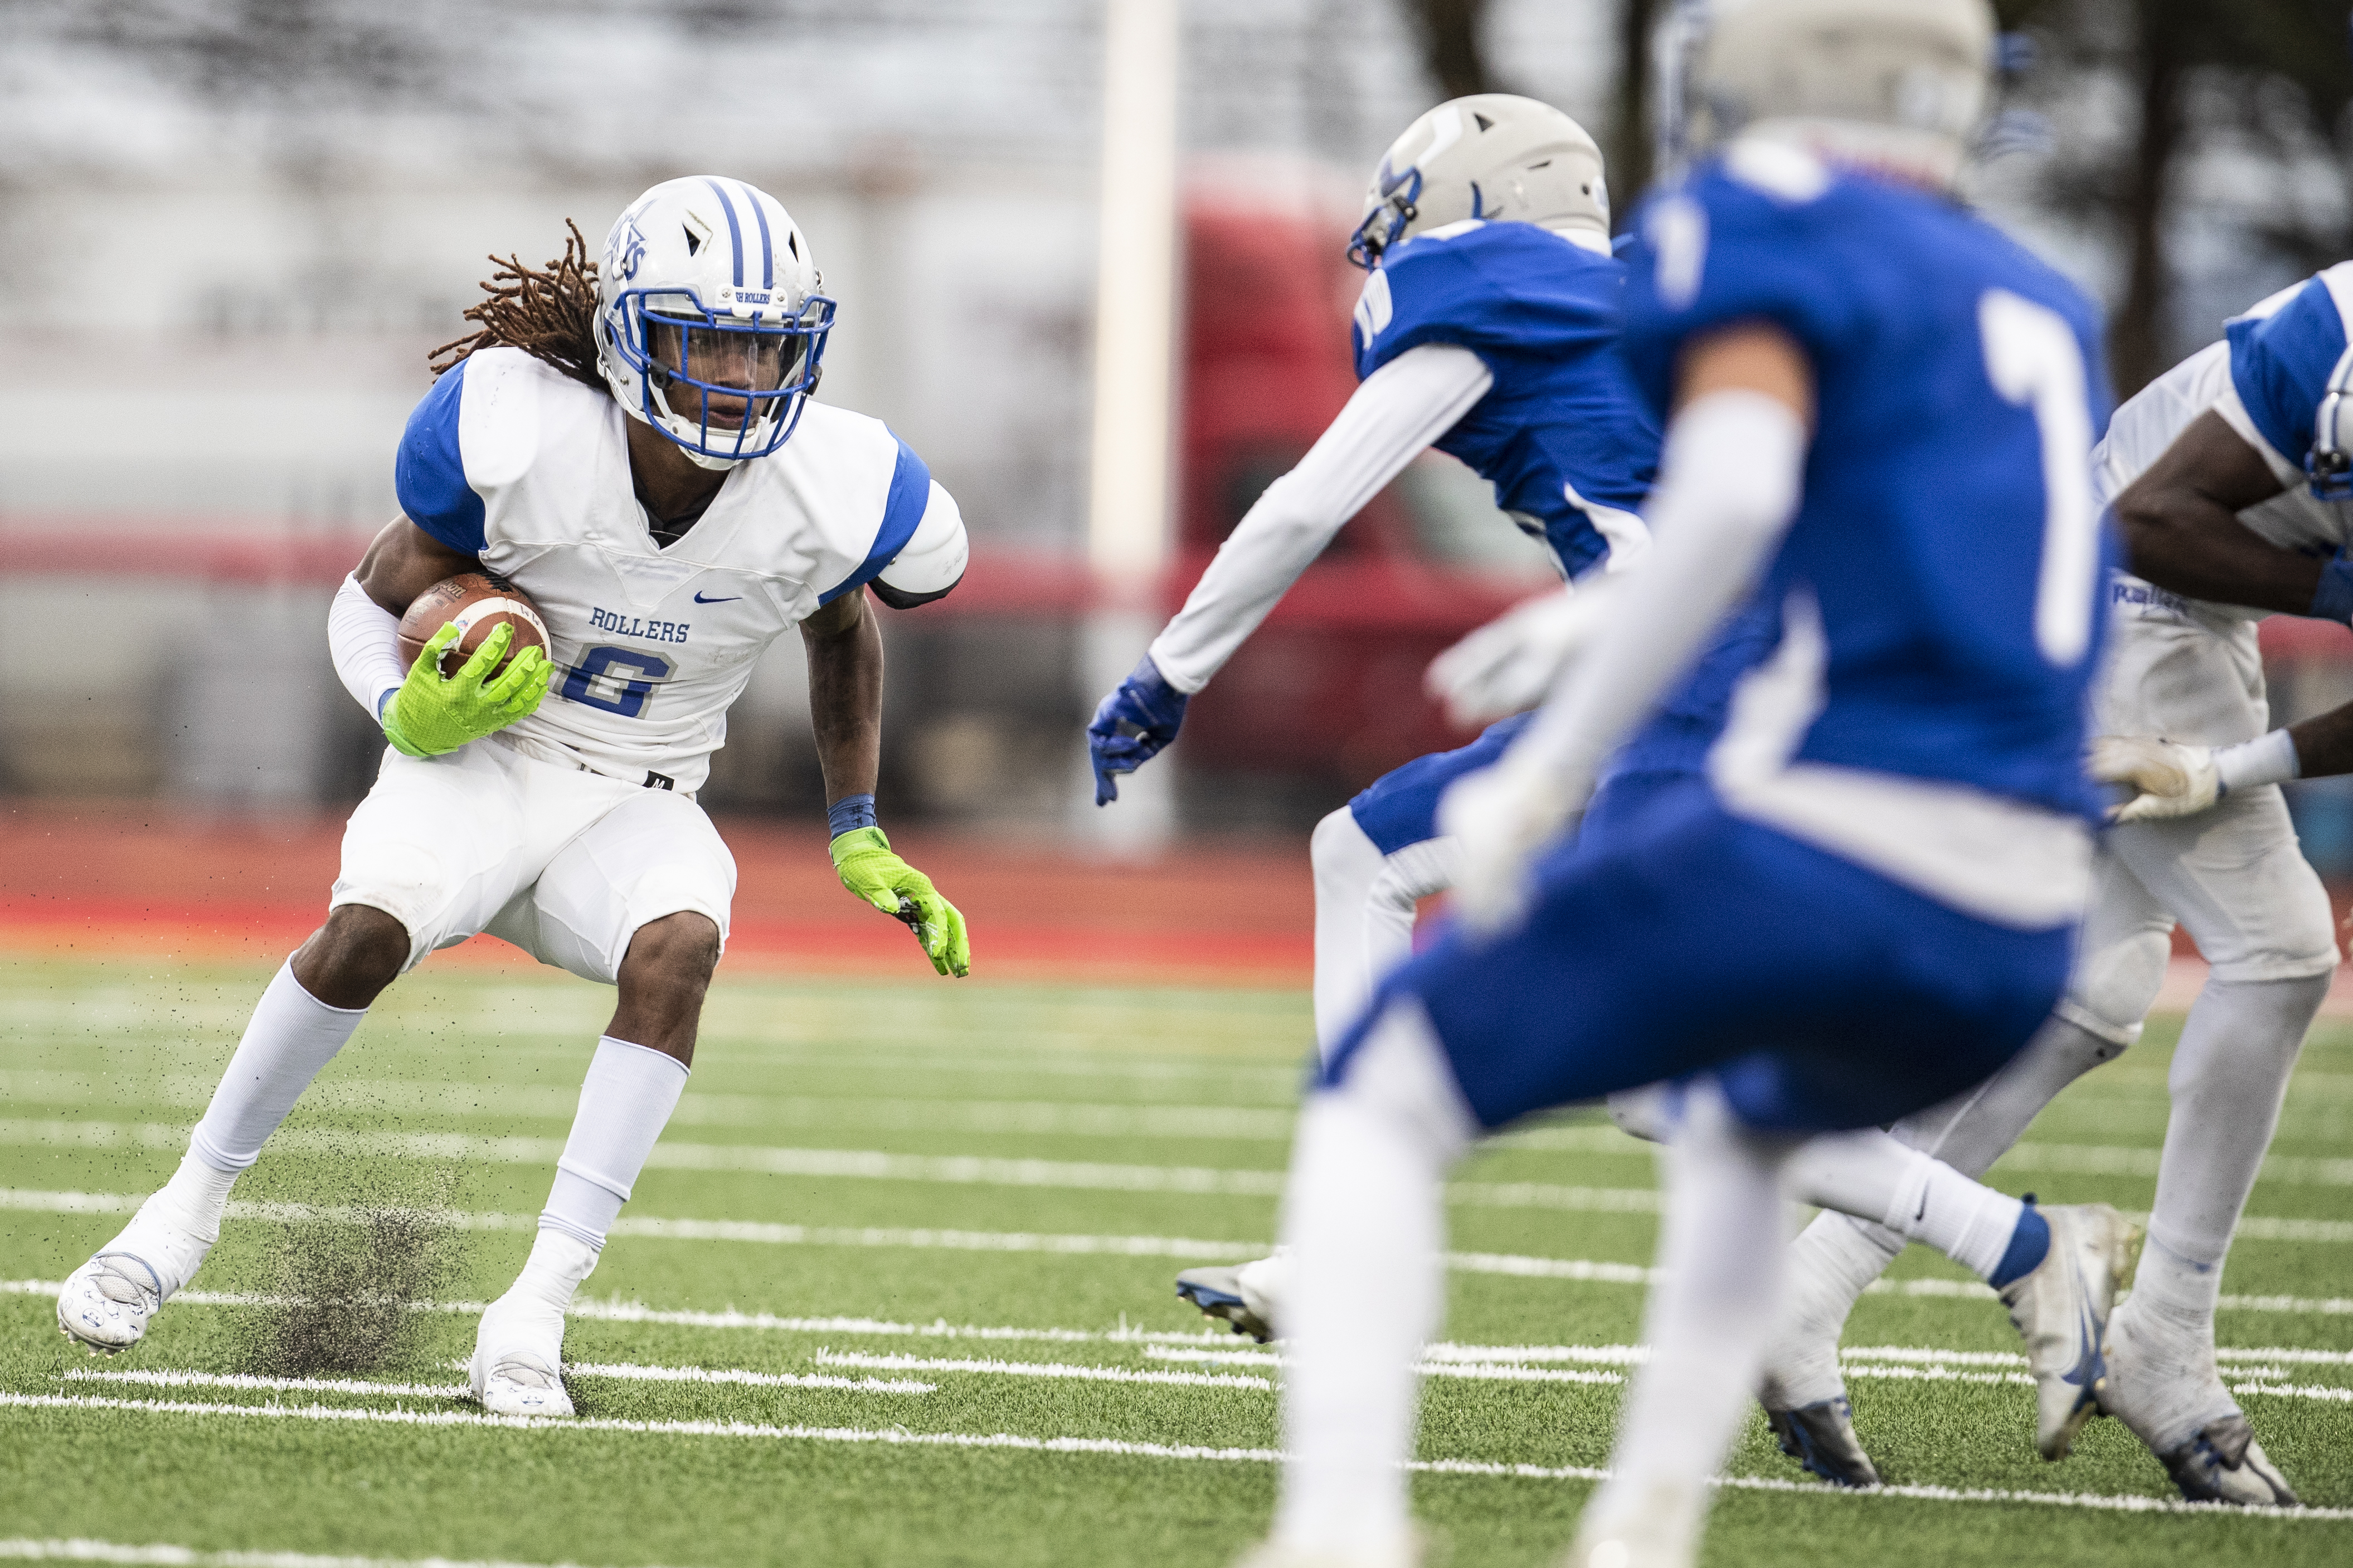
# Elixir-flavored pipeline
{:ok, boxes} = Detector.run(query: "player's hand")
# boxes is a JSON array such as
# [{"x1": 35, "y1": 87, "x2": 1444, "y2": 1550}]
[
  {"x1": 1436, "y1": 753, "x2": 1583, "y2": 934},
  {"x1": 830, "y1": 827, "x2": 971, "y2": 977},
  {"x1": 1426, "y1": 577, "x2": 1626, "y2": 727},
  {"x1": 382, "y1": 622, "x2": 553, "y2": 759},
  {"x1": 1087, "y1": 654, "x2": 1189, "y2": 805},
  {"x1": 2090, "y1": 734, "x2": 2221, "y2": 822}
]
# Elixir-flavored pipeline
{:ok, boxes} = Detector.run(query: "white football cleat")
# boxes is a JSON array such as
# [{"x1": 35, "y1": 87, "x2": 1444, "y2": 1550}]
[
  {"x1": 1176, "y1": 1250, "x2": 1289, "y2": 1342},
  {"x1": 469, "y1": 1293, "x2": 573, "y2": 1419},
  {"x1": 56, "y1": 1199, "x2": 217, "y2": 1355},
  {"x1": 1996, "y1": 1202, "x2": 2137, "y2": 1460},
  {"x1": 2096, "y1": 1298, "x2": 2299, "y2": 1506}
]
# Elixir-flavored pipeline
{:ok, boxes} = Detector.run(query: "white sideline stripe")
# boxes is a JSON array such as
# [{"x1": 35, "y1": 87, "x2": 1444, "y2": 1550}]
[
  {"x1": 7, "y1": 1188, "x2": 2352, "y2": 1313},
  {"x1": 67, "y1": 1369, "x2": 464, "y2": 1399},
  {"x1": 1498, "y1": 1121, "x2": 2353, "y2": 1189},
  {"x1": 0, "y1": 1126, "x2": 1671, "y2": 1212},
  {"x1": 0, "y1": 1096, "x2": 1307, "y2": 1142},
  {"x1": 18, "y1": 1118, "x2": 2353, "y2": 1230},
  {"x1": 0, "y1": 1540, "x2": 678, "y2": 1568},
  {"x1": 811, "y1": 1350, "x2": 1273, "y2": 1391},
  {"x1": 36, "y1": 1099, "x2": 2353, "y2": 1186},
  {"x1": 64, "y1": 1363, "x2": 935, "y2": 1397},
  {"x1": 1136, "y1": 1347, "x2": 1625, "y2": 1386},
  {"x1": 563, "y1": 1361, "x2": 932, "y2": 1393},
  {"x1": 7, "y1": 1395, "x2": 2348, "y2": 1523}
]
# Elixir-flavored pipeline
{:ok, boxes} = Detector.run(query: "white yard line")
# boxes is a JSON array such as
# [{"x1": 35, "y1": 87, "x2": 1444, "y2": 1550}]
[
  {"x1": 0, "y1": 1539, "x2": 681, "y2": 1568},
  {"x1": 4, "y1": 1394, "x2": 2346, "y2": 1523},
  {"x1": 811, "y1": 1350, "x2": 1272, "y2": 1391},
  {"x1": 63, "y1": 1362, "x2": 934, "y2": 1397},
  {"x1": 7, "y1": 1191, "x2": 2351, "y2": 1314},
  {"x1": 0, "y1": 1095, "x2": 1305, "y2": 1141}
]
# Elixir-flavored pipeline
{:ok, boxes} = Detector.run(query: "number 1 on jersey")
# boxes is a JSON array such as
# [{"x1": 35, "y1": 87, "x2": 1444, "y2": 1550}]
[{"x1": 1978, "y1": 289, "x2": 2099, "y2": 668}]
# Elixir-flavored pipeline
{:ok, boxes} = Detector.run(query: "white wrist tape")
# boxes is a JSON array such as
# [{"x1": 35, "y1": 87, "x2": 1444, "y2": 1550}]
[
  {"x1": 328, "y1": 574, "x2": 409, "y2": 722},
  {"x1": 2216, "y1": 728, "x2": 2301, "y2": 793}
]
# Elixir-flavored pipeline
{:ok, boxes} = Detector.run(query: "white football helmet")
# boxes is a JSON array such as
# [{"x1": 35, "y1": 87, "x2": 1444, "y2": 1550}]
[
  {"x1": 1656, "y1": 0, "x2": 1996, "y2": 189},
  {"x1": 1348, "y1": 95, "x2": 1612, "y2": 269},
  {"x1": 596, "y1": 176, "x2": 834, "y2": 469}
]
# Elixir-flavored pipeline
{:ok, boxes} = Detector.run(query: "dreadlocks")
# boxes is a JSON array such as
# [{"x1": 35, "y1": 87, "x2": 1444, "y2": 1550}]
[{"x1": 428, "y1": 220, "x2": 606, "y2": 392}]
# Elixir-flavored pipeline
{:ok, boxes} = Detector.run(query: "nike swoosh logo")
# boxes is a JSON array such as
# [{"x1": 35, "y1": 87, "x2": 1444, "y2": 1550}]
[
  {"x1": 692, "y1": 591, "x2": 741, "y2": 603},
  {"x1": 2061, "y1": 1272, "x2": 2103, "y2": 1388}
]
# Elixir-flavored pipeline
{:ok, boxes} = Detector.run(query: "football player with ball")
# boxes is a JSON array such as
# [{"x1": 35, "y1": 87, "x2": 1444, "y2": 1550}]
[{"x1": 56, "y1": 177, "x2": 973, "y2": 1416}]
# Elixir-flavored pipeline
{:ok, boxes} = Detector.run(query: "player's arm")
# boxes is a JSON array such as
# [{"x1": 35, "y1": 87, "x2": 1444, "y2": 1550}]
[
  {"x1": 329, "y1": 517, "x2": 551, "y2": 758},
  {"x1": 1440, "y1": 323, "x2": 1811, "y2": 924},
  {"x1": 803, "y1": 588, "x2": 969, "y2": 977},
  {"x1": 2111, "y1": 412, "x2": 2310, "y2": 613},
  {"x1": 1086, "y1": 343, "x2": 1495, "y2": 804}
]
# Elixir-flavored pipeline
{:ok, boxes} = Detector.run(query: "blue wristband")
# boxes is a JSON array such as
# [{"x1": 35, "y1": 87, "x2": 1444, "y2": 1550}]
[
  {"x1": 828, "y1": 793, "x2": 879, "y2": 837},
  {"x1": 2311, "y1": 554, "x2": 2353, "y2": 624}
]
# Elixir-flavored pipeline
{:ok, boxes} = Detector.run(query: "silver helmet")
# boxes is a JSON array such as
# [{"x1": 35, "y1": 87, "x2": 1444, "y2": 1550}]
[
  {"x1": 1657, "y1": 0, "x2": 1996, "y2": 188},
  {"x1": 1349, "y1": 94, "x2": 1612, "y2": 269}
]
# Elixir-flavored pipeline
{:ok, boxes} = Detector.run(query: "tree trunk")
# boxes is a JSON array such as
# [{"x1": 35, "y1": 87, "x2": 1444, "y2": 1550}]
[
  {"x1": 2110, "y1": 0, "x2": 2184, "y2": 397},
  {"x1": 1607, "y1": 0, "x2": 1659, "y2": 226},
  {"x1": 1403, "y1": 0, "x2": 1492, "y2": 99}
]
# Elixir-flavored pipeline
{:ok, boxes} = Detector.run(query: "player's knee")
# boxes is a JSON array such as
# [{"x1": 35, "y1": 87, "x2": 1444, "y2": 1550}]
[
  {"x1": 618, "y1": 912, "x2": 721, "y2": 1000},
  {"x1": 2058, "y1": 927, "x2": 2172, "y2": 1049},
  {"x1": 292, "y1": 904, "x2": 411, "y2": 1009},
  {"x1": 1311, "y1": 807, "x2": 1380, "y2": 892}
]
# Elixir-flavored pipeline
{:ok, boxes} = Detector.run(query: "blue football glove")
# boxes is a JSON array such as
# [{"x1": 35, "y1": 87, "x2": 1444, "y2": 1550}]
[
  {"x1": 2312, "y1": 550, "x2": 2353, "y2": 624},
  {"x1": 1087, "y1": 654, "x2": 1190, "y2": 805}
]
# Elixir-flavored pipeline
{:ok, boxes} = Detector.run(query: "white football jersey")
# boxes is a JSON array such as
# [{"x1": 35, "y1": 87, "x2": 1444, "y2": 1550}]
[
  {"x1": 2094, "y1": 276, "x2": 2353, "y2": 631},
  {"x1": 392, "y1": 347, "x2": 967, "y2": 792}
]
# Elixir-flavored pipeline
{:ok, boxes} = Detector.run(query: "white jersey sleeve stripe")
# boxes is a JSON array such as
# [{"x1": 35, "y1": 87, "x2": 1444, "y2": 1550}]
[{"x1": 819, "y1": 437, "x2": 934, "y2": 606}]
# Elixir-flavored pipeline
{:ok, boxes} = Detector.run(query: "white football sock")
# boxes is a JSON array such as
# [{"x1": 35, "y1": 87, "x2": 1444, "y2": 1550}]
[
  {"x1": 148, "y1": 1155, "x2": 240, "y2": 1247},
  {"x1": 1309, "y1": 806, "x2": 1456, "y2": 1062},
  {"x1": 1584, "y1": 1082, "x2": 1797, "y2": 1560},
  {"x1": 1790, "y1": 1130, "x2": 2024, "y2": 1282},
  {"x1": 1759, "y1": 1210, "x2": 1903, "y2": 1409},
  {"x1": 538, "y1": 1035, "x2": 691, "y2": 1249},
  {"x1": 187, "y1": 960, "x2": 367, "y2": 1175},
  {"x1": 1272, "y1": 1004, "x2": 1474, "y2": 1557},
  {"x1": 493, "y1": 1228, "x2": 602, "y2": 1327},
  {"x1": 1757, "y1": 1012, "x2": 2128, "y2": 1412},
  {"x1": 2142, "y1": 973, "x2": 2326, "y2": 1282}
]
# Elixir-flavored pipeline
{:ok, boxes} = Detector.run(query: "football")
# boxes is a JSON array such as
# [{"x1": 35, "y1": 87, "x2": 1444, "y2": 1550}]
[{"x1": 396, "y1": 572, "x2": 551, "y2": 678}]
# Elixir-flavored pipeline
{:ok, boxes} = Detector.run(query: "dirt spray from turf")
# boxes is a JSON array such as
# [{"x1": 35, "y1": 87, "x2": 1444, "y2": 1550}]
[{"x1": 232, "y1": 1175, "x2": 468, "y2": 1377}]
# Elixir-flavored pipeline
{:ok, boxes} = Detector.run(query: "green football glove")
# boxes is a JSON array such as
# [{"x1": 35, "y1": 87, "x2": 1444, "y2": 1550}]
[
  {"x1": 382, "y1": 621, "x2": 553, "y2": 759},
  {"x1": 829, "y1": 826, "x2": 971, "y2": 978}
]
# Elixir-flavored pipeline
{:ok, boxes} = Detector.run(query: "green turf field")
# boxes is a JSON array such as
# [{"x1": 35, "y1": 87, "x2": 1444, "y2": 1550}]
[{"x1": 2, "y1": 956, "x2": 2349, "y2": 1567}]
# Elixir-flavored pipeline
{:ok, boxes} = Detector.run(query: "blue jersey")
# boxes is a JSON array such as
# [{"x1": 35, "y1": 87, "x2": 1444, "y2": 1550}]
[
  {"x1": 1620, "y1": 146, "x2": 2114, "y2": 820},
  {"x1": 1353, "y1": 220, "x2": 1659, "y2": 578},
  {"x1": 2228, "y1": 264, "x2": 2353, "y2": 469}
]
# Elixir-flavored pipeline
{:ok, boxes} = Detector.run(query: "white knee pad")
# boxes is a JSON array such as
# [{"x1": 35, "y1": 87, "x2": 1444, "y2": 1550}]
[{"x1": 2056, "y1": 926, "x2": 2171, "y2": 1050}]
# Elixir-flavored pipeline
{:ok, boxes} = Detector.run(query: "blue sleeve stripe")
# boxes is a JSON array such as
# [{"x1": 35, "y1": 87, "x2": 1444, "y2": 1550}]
[
  {"x1": 819, "y1": 439, "x2": 932, "y2": 606},
  {"x1": 704, "y1": 178, "x2": 745, "y2": 288},
  {"x1": 392, "y1": 357, "x2": 487, "y2": 556},
  {"x1": 2228, "y1": 275, "x2": 2350, "y2": 463}
]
